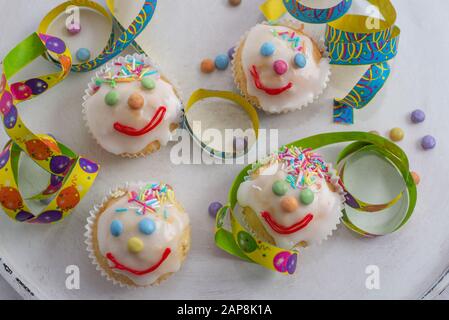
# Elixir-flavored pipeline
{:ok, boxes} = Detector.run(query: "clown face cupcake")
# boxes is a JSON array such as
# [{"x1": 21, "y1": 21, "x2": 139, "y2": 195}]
[
  {"x1": 83, "y1": 54, "x2": 183, "y2": 157},
  {"x1": 86, "y1": 182, "x2": 190, "y2": 287},
  {"x1": 233, "y1": 23, "x2": 330, "y2": 113},
  {"x1": 237, "y1": 146, "x2": 344, "y2": 249}
]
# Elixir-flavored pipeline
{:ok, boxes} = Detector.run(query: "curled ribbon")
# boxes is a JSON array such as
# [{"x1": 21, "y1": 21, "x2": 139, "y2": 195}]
[
  {"x1": 0, "y1": 33, "x2": 99, "y2": 224},
  {"x1": 0, "y1": 1, "x2": 158, "y2": 223},
  {"x1": 260, "y1": 0, "x2": 401, "y2": 124},
  {"x1": 215, "y1": 132, "x2": 417, "y2": 274}
]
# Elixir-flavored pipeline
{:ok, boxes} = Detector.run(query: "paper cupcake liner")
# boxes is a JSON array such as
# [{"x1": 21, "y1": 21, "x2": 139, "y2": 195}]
[
  {"x1": 82, "y1": 53, "x2": 184, "y2": 159},
  {"x1": 85, "y1": 181, "x2": 191, "y2": 288},
  {"x1": 231, "y1": 20, "x2": 331, "y2": 114}
]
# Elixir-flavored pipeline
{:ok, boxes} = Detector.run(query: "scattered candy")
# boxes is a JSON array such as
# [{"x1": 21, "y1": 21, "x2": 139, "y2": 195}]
[
  {"x1": 272, "y1": 180, "x2": 289, "y2": 196},
  {"x1": 141, "y1": 77, "x2": 156, "y2": 90},
  {"x1": 411, "y1": 109, "x2": 426, "y2": 124},
  {"x1": 421, "y1": 135, "x2": 436, "y2": 150},
  {"x1": 389, "y1": 127, "x2": 404, "y2": 142},
  {"x1": 294, "y1": 53, "x2": 307, "y2": 68},
  {"x1": 128, "y1": 92, "x2": 145, "y2": 110},
  {"x1": 299, "y1": 188, "x2": 314, "y2": 205},
  {"x1": 229, "y1": 0, "x2": 242, "y2": 6},
  {"x1": 215, "y1": 54, "x2": 230, "y2": 70},
  {"x1": 228, "y1": 47, "x2": 236, "y2": 60},
  {"x1": 201, "y1": 59, "x2": 215, "y2": 73},
  {"x1": 260, "y1": 42, "x2": 275, "y2": 57},
  {"x1": 67, "y1": 22, "x2": 81, "y2": 35},
  {"x1": 273, "y1": 60, "x2": 288, "y2": 75},
  {"x1": 105, "y1": 90, "x2": 120, "y2": 106},
  {"x1": 280, "y1": 196, "x2": 299, "y2": 213},
  {"x1": 411, "y1": 171, "x2": 420, "y2": 185},
  {"x1": 76, "y1": 48, "x2": 91, "y2": 62},
  {"x1": 209, "y1": 202, "x2": 223, "y2": 218}
]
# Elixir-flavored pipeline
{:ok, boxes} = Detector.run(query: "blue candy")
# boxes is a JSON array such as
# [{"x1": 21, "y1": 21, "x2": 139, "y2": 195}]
[
  {"x1": 139, "y1": 218, "x2": 156, "y2": 235},
  {"x1": 215, "y1": 54, "x2": 230, "y2": 70},
  {"x1": 260, "y1": 42, "x2": 275, "y2": 57},
  {"x1": 110, "y1": 220, "x2": 124, "y2": 237},
  {"x1": 76, "y1": 48, "x2": 91, "y2": 62},
  {"x1": 294, "y1": 53, "x2": 307, "y2": 68}
]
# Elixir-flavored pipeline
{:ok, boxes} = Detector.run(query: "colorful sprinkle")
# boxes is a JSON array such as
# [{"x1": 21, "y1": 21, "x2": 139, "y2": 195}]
[{"x1": 115, "y1": 208, "x2": 128, "y2": 213}]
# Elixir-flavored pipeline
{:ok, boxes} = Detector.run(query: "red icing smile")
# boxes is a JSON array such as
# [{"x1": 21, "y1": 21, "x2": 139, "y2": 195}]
[
  {"x1": 114, "y1": 106, "x2": 167, "y2": 137},
  {"x1": 106, "y1": 248, "x2": 171, "y2": 276},
  {"x1": 250, "y1": 65, "x2": 293, "y2": 96},
  {"x1": 261, "y1": 211, "x2": 313, "y2": 235}
]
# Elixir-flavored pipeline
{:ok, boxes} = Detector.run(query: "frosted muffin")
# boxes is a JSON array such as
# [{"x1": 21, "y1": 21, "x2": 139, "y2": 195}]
[
  {"x1": 237, "y1": 146, "x2": 344, "y2": 249},
  {"x1": 83, "y1": 54, "x2": 183, "y2": 157},
  {"x1": 233, "y1": 22, "x2": 330, "y2": 113},
  {"x1": 86, "y1": 182, "x2": 190, "y2": 287}
]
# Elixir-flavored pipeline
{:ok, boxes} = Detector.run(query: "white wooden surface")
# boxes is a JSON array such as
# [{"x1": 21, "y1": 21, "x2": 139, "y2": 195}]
[{"x1": 0, "y1": 0, "x2": 448, "y2": 300}]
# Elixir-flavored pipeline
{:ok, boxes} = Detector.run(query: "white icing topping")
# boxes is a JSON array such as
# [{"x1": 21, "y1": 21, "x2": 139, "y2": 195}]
[
  {"x1": 240, "y1": 24, "x2": 330, "y2": 113},
  {"x1": 84, "y1": 57, "x2": 182, "y2": 155},
  {"x1": 237, "y1": 163, "x2": 342, "y2": 249},
  {"x1": 97, "y1": 183, "x2": 189, "y2": 286}
]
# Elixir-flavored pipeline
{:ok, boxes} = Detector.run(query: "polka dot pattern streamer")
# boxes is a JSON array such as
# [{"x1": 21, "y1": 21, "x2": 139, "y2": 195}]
[{"x1": 260, "y1": 0, "x2": 401, "y2": 124}]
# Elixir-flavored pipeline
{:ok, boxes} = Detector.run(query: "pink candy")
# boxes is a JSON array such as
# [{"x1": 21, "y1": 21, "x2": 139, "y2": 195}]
[{"x1": 273, "y1": 60, "x2": 288, "y2": 75}]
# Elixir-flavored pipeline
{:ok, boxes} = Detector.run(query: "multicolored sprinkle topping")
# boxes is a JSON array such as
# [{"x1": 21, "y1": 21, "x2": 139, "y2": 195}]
[
  {"x1": 271, "y1": 29, "x2": 304, "y2": 53},
  {"x1": 248, "y1": 146, "x2": 331, "y2": 189},
  {"x1": 96, "y1": 57, "x2": 159, "y2": 89}
]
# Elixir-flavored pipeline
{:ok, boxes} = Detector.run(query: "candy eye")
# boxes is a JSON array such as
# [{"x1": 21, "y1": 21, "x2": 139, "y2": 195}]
[
  {"x1": 110, "y1": 220, "x2": 124, "y2": 237},
  {"x1": 139, "y1": 218, "x2": 156, "y2": 235},
  {"x1": 294, "y1": 53, "x2": 307, "y2": 68},
  {"x1": 299, "y1": 188, "x2": 314, "y2": 205},
  {"x1": 260, "y1": 42, "x2": 276, "y2": 57},
  {"x1": 105, "y1": 90, "x2": 120, "y2": 106},
  {"x1": 141, "y1": 77, "x2": 156, "y2": 90},
  {"x1": 272, "y1": 180, "x2": 289, "y2": 196}
]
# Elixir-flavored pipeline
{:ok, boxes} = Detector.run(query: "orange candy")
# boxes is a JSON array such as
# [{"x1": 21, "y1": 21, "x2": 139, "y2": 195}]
[
  {"x1": 411, "y1": 171, "x2": 420, "y2": 185},
  {"x1": 128, "y1": 93, "x2": 145, "y2": 110},
  {"x1": 200, "y1": 59, "x2": 215, "y2": 74},
  {"x1": 280, "y1": 196, "x2": 299, "y2": 213}
]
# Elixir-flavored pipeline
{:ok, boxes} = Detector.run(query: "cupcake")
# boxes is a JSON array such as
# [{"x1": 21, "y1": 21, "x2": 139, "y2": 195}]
[
  {"x1": 233, "y1": 22, "x2": 330, "y2": 113},
  {"x1": 86, "y1": 182, "x2": 190, "y2": 287},
  {"x1": 237, "y1": 146, "x2": 344, "y2": 249},
  {"x1": 83, "y1": 54, "x2": 183, "y2": 157}
]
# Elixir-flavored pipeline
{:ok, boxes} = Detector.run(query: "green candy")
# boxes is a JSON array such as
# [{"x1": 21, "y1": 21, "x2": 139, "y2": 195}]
[
  {"x1": 272, "y1": 180, "x2": 289, "y2": 196},
  {"x1": 105, "y1": 90, "x2": 120, "y2": 106},
  {"x1": 95, "y1": 78, "x2": 103, "y2": 87},
  {"x1": 237, "y1": 231, "x2": 257, "y2": 253},
  {"x1": 141, "y1": 77, "x2": 156, "y2": 90},
  {"x1": 299, "y1": 188, "x2": 315, "y2": 205}
]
